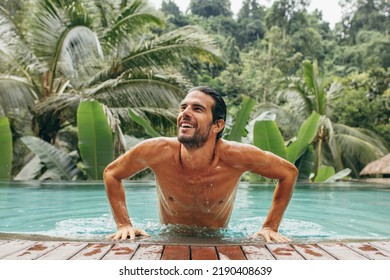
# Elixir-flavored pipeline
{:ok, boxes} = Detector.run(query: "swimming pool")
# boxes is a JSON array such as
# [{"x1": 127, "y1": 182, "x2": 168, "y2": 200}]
[{"x1": 0, "y1": 180, "x2": 389, "y2": 244}]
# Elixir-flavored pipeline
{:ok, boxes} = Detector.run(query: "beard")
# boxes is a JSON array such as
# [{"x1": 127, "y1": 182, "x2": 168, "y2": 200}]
[{"x1": 178, "y1": 122, "x2": 212, "y2": 150}]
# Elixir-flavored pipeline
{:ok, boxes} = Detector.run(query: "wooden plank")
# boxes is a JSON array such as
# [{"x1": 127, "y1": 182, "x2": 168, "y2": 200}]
[
  {"x1": 161, "y1": 245, "x2": 190, "y2": 260},
  {"x1": 266, "y1": 244, "x2": 305, "y2": 260},
  {"x1": 317, "y1": 243, "x2": 368, "y2": 260},
  {"x1": 292, "y1": 244, "x2": 336, "y2": 260},
  {"x1": 37, "y1": 242, "x2": 88, "y2": 260},
  {"x1": 242, "y1": 245, "x2": 276, "y2": 260},
  {"x1": 131, "y1": 244, "x2": 164, "y2": 260},
  {"x1": 370, "y1": 241, "x2": 390, "y2": 253},
  {"x1": 191, "y1": 246, "x2": 218, "y2": 260},
  {"x1": 217, "y1": 246, "x2": 246, "y2": 260},
  {"x1": 102, "y1": 243, "x2": 139, "y2": 260},
  {"x1": 345, "y1": 242, "x2": 390, "y2": 260},
  {"x1": 2, "y1": 242, "x2": 62, "y2": 260},
  {"x1": 71, "y1": 243, "x2": 113, "y2": 260},
  {"x1": 0, "y1": 240, "x2": 37, "y2": 259}
]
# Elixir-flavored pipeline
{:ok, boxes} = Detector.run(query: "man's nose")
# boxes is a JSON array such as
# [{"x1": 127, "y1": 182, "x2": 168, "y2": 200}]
[{"x1": 181, "y1": 106, "x2": 192, "y2": 117}]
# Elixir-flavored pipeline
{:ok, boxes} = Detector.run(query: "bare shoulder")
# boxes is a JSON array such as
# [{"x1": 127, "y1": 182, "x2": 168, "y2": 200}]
[
  {"x1": 218, "y1": 139, "x2": 270, "y2": 168},
  {"x1": 219, "y1": 139, "x2": 266, "y2": 157},
  {"x1": 126, "y1": 137, "x2": 178, "y2": 165},
  {"x1": 220, "y1": 140, "x2": 280, "y2": 170}
]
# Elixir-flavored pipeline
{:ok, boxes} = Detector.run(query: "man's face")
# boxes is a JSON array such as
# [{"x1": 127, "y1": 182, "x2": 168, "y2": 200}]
[{"x1": 177, "y1": 90, "x2": 215, "y2": 149}]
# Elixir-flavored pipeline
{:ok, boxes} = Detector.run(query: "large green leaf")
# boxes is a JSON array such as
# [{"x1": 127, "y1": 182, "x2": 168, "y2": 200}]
[
  {"x1": 324, "y1": 168, "x2": 351, "y2": 183},
  {"x1": 77, "y1": 100, "x2": 113, "y2": 180},
  {"x1": 14, "y1": 156, "x2": 44, "y2": 181},
  {"x1": 253, "y1": 120, "x2": 287, "y2": 160},
  {"x1": 225, "y1": 96, "x2": 255, "y2": 142},
  {"x1": 0, "y1": 117, "x2": 13, "y2": 180},
  {"x1": 287, "y1": 111, "x2": 320, "y2": 163},
  {"x1": 128, "y1": 108, "x2": 161, "y2": 137},
  {"x1": 20, "y1": 136, "x2": 80, "y2": 180},
  {"x1": 314, "y1": 165, "x2": 335, "y2": 183}
]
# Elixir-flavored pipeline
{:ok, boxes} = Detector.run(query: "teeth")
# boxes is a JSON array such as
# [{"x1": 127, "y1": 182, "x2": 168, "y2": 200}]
[{"x1": 181, "y1": 122, "x2": 194, "y2": 128}]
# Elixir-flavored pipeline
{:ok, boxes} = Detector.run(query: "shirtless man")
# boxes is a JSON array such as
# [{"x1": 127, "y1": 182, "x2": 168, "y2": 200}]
[{"x1": 104, "y1": 86, "x2": 298, "y2": 242}]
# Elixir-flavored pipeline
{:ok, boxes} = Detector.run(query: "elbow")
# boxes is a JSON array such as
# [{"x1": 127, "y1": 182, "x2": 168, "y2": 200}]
[
  {"x1": 284, "y1": 162, "x2": 298, "y2": 185},
  {"x1": 291, "y1": 164, "x2": 299, "y2": 179},
  {"x1": 103, "y1": 163, "x2": 117, "y2": 184},
  {"x1": 103, "y1": 164, "x2": 111, "y2": 181},
  {"x1": 290, "y1": 163, "x2": 299, "y2": 182}
]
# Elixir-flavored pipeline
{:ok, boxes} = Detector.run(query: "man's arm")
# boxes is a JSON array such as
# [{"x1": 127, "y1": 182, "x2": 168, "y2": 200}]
[
  {"x1": 239, "y1": 144, "x2": 298, "y2": 242},
  {"x1": 103, "y1": 139, "x2": 158, "y2": 240}
]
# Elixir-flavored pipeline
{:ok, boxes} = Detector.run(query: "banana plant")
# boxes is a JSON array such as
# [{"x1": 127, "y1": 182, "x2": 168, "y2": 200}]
[
  {"x1": 286, "y1": 111, "x2": 321, "y2": 163},
  {"x1": 224, "y1": 96, "x2": 256, "y2": 142},
  {"x1": 20, "y1": 136, "x2": 81, "y2": 180},
  {"x1": 77, "y1": 100, "x2": 113, "y2": 180},
  {"x1": 253, "y1": 119, "x2": 288, "y2": 160},
  {"x1": 252, "y1": 111, "x2": 321, "y2": 181},
  {"x1": 0, "y1": 116, "x2": 12, "y2": 180}
]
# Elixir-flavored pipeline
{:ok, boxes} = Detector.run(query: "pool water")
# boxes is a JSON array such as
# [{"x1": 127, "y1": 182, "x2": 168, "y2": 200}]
[{"x1": 0, "y1": 181, "x2": 389, "y2": 244}]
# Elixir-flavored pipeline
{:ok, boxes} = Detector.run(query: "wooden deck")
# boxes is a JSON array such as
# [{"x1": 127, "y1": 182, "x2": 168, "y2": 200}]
[{"x1": 1, "y1": 239, "x2": 390, "y2": 260}]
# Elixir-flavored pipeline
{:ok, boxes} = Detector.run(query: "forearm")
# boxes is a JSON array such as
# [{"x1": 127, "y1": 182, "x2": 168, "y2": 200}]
[
  {"x1": 104, "y1": 173, "x2": 133, "y2": 229},
  {"x1": 262, "y1": 175, "x2": 296, "y2": 231}
]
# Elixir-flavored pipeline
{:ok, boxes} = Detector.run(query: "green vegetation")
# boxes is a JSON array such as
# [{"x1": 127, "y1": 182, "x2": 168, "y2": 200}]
[
  {"x1": 0, "y1": 0, "x2": 388, "y2": 182},
  {"x1": 0, "y1": 117, "x2": 12, "y2": 180}
]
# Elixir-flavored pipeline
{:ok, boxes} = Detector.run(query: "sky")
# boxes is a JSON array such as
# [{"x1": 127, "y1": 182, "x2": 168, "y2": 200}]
[{"x1": 148, "y1": 0, "x2": 343, "y2": 28}]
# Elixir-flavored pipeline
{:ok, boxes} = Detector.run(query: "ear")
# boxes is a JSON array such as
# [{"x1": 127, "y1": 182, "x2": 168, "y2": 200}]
[{"x1": 213, "y1": 119, "x2": 225, "y2": 134}]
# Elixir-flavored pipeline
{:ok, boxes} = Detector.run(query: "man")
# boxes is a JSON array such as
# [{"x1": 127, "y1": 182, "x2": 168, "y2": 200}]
[{"x1": 104, "y1": 86, "x2": 298, "y2": 242}]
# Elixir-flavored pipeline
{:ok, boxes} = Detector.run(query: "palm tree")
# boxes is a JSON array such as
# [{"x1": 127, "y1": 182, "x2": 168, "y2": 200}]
[
  {"x1": 0, "y1": 0, "x2": 222, "y2": 153},
  {"x1": 276, "y1": 60, "x2": 388, "y2": 178}
]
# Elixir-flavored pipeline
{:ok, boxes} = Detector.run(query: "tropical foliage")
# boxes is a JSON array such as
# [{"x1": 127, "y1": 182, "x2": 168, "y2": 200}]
[
  {"x1": 0, "y1": 116, "x2": 12, "y2": 180},
  {"x1": 1, "y1": 0, "x2": 388, "y2": 182},
  {"x1": 0, "y1": 0, "x2": 221, "y2": 179}
]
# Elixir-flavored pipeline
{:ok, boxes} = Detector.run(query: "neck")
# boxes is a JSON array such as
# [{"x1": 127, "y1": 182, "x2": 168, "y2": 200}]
[{"x1": 180, "y1": 140, "x2": 218, "y2": 171}]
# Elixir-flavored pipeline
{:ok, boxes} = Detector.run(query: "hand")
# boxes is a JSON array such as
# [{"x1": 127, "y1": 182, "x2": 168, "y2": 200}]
[
  {"x1": 251, "y1": 227, "x2": 291, "y2": 243},
  {"x1": 106, "y1": 225, "x2": 150, "y2": 241}
]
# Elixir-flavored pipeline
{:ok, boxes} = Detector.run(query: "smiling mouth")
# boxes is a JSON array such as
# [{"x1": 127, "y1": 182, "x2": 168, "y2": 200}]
[{"x1": 180, "y1": 122, "x2": 195, "y2": 128}]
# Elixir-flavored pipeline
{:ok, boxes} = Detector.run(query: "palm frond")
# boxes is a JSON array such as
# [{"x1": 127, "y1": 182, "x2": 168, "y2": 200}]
[
  {"x1": 111, "y1": 106, "x2": 177, "y2": 137},
  {"x1": 325, "y1": 81, "x2": 343, "y2": 116},
  {"x1": 0, "y1": 6, "x2": 43, "y2": 81},
  {"x1": 57, "y1": 26, "x2": 103, "y2": 84},
  {"x1": 86, "y1": 72, "x2": 189, "y2": 109},
  {"x1": 120, "y1": 26, "x2": 222, "y2": 73},
  {"x1": 0, "y1": 76, "x2": 38, "y2": 114},
  {"x1": 100, "y1": 0, "x2": 163, "y2": 50},
  {"x1": 96, "y1": 80, "x2": 181, "y2": 108},
  {"x1": 35, "y1": 93, "x2": 80, "y2": 115},
  {"x1": 28, "y1": 0, "x2": 97, "y2": 82},
  {"x1": 276, "y1": 87, "x2": 312, "y2": 117},
  {"x1": 334, "y1": 123, "x2": 389, "y2": 154},
  {"x1": 336, "y1": 134, "x2": 385, "y2": 167}
]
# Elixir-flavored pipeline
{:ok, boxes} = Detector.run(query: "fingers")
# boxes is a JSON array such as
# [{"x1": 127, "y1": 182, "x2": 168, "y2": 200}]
[
  {"x1": 138, "y1": 229, "x2": 150, "y2": 237},
  {"x1": 250, "y1": 229, "x2": 291, "y2": 243},
  {"x1": 106, "y1": 227, "x2": 150, "y2": 241}
]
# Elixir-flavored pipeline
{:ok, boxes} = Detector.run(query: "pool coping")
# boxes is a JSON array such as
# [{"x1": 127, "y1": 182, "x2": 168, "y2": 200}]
[{"x1": 1, "y1": 236, "x2": 390, "y2": 260}]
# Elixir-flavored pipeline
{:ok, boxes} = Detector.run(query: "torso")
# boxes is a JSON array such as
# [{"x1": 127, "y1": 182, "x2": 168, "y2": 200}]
[{"x1": 147, "y1": 138, "x2": 245, "y2": 228}]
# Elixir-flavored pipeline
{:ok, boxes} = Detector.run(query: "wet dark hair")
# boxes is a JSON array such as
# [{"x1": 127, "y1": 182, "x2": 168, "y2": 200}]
[{"x1": 187, "y1": 86, "x2": 226, "y2": 141}]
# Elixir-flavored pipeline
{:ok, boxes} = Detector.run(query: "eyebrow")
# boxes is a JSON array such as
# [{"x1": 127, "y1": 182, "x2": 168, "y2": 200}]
[{"x1": 180, "y1": 102, "x2": 207, "y2": 110}]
